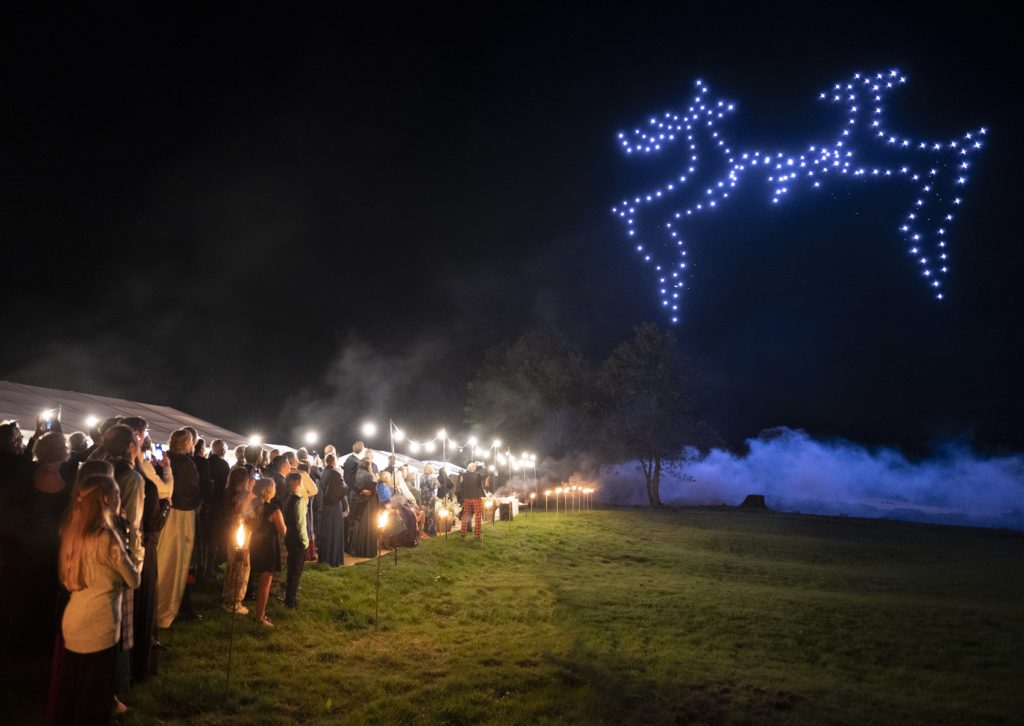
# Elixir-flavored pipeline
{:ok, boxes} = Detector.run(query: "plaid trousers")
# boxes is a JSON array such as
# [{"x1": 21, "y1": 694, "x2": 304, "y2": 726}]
[{"x1": 461, "y1": 498, "x2": 483, "y2": 539}]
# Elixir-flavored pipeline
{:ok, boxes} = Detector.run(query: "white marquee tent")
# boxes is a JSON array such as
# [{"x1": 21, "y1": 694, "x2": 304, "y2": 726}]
[
  {"x1": 0, "y1": 380, "x2": 246, "y2": 447},
  {"x1": 1, "y1": 380, "x2": 478, "y2": 479}
]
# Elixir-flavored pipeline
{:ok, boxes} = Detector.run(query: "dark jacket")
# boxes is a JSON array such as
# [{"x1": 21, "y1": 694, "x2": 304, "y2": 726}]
[
  {"x1": 459, "y1": 470, "x2": 486, "y2": 499},
  {"x1": 342, "y1": 454, "x2": 360, "y2": 488},
  {"x1": 193, "y1": 454, "x2": 213, "y2": 504},
  {"x1": 169, "y1": 452, "x2": 202, "y2": 510},
  {"x1": 209, "y1": 454, "x2": 230, "y2": 510},
  {"x1": 321, "y1": 467, "x2": 348, "y2": 507}
]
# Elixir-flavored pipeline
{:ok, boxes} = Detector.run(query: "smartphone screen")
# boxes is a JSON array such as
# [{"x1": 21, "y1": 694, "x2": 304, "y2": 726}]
[{"x1": 153, "y1": 445, "x2": 165, "y2": 461}]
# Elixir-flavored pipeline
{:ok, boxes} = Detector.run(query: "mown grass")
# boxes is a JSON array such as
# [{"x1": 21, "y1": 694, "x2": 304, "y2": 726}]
[{"x1": 8, "y1": 507, "x2": 1024, "y2": 724}]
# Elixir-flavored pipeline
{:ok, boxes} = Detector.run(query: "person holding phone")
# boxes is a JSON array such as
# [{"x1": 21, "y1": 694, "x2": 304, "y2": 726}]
[{"x1": 154, "y1": 430, "x2": 200, "y2": 629}]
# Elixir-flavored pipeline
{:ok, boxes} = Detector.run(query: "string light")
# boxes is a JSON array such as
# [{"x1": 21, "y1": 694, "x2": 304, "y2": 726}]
[
  {"x1": 612, "y1": 69, "x2": 986, "y2": 320},
  {"x1": 361, "y1": 420, "x2": 529, "y2": 464}
]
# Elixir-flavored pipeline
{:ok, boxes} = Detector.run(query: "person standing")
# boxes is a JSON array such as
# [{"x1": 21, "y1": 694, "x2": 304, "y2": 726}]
[
  {"x1": 250, "y1": 479, "x2": 285, "y2": 628},
  {"x1": 282, "y1": 473, "x2": 309, "y2": 609},
  {"x1": 268, "y1": 454, "x2": 291, "y2": 505},
  {"x1": 132, "y1": 444, "x2": 170, "y2": 684},
  {"x1": 342, "y1": 441, "x2": 365, "y2": 551},
  {"x1": 347, "y1": 452, "x2": 381, "y2": 558},
  {"x1": 155, "y1": 430, "x2": 200, "y2": 629},
  {"x1": 191, "y1": 439, "x2": 213, "y2": 580},
  {"x1": 296, "y1": 449, "x2": 321, "y2": 548},
  {"x1": 47, "y1": 475, "x2": 140, "y2": 725},
  {"x1": 459, "y1": 463, "x2": 486, "y2": 541},
  {"x1": 419, "y1": 464, "x2": 439, "y2": 537},
  {"x1": 206, "y1": 439, "x2": 231, "y2": 576},
  {"x1": 221, "y1": 467, "x2": 255, "y2": 615},
  {"x1": 318, "y1": 454, "x2": 347, "y2": 567},
  {"x1": 105, "y1": 426, "x2": 146, "y2": 699}
]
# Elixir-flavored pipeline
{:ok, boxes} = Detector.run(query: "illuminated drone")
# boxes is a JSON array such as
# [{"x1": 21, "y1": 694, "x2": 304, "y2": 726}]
[{"x1": 613, "y1": 69, "x2": 986, "y2": 322}]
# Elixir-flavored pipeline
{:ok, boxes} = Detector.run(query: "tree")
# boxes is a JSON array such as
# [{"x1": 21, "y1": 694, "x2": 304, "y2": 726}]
[
  {"x1": 465, "y1": 328, "x2": 597, "y2": 470},
  {"x1": 598, "y1": 323, "x2": 698, "y2": 507}
]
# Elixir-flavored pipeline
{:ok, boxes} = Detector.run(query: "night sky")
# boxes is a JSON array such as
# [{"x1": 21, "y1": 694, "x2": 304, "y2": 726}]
[{"x1": 4, "y1": 6, "x2": 1021, "y2": 453}]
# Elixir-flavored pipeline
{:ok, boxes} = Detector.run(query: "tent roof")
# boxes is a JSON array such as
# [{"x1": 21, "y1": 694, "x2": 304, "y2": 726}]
[{"x1": 0, "y1": 380, "x2": 246, "y2": 447}]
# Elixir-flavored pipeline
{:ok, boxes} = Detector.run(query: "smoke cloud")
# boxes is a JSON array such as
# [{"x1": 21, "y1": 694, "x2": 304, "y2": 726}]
[{"x1": 600, "y1": 427, "x2": 1024, "y2": 530}]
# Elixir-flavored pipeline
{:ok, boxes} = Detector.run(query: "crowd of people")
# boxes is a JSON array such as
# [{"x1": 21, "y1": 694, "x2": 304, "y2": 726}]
[{"x1": 0, "y1": 414, "x2": 502, "y2": 724}]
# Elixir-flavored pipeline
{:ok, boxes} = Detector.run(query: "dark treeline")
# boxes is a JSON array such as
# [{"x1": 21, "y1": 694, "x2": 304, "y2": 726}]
[{"x1": 464, "y1": 323, "x2": 721, "y2": 507}]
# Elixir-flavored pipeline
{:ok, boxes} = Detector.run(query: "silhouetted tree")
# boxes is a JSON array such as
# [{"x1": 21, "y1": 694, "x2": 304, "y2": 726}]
[
  {"x1": 599, "y1": 323, "x2": 698, "y2": 507},
  {"x1": 465, "y1": 328, "x2": 597, "y2": 470}
]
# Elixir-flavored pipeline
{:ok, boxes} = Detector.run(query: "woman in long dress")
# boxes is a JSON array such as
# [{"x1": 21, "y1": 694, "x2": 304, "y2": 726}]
[
  {"x1": 318, "y1": 454, "x2": 347, "y2": 566},
  {"x1": 346, "y1": 452, "x2": 380, "y2": 558}
]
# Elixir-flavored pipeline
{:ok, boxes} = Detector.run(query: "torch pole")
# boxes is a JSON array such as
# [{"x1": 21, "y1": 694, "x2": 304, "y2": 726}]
[
  {"x1": 375, "y1": 531, "x2": 382, "y2": 627},
  {"x1": 225, "y1": 548, "x2": 242, "y2": 700},
  {"x1": 389, "y1": 419, "x2": 398, "y2": 566}
]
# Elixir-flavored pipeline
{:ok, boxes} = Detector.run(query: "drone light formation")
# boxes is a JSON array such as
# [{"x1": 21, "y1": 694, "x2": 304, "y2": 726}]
[{"x1": 612, "y1": 69, "x2": 987, "y2": 322}]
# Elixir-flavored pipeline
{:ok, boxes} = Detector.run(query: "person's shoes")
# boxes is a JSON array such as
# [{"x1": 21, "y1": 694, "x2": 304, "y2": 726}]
[
  {"x1": 284, "y1": 601, "x2": 297, "y2": 609},
  {"x1": 258, "y1": 616, "x2": 275, "y2": 628},
  {"x1": 112, "y1": 696, "x2": 128, "y2": 716},
  {"x1": 178, "y1": 609, "x2": 204, "y2": 622},
  {"x1": 224, "y1": 603, "x2": 249, "y2": 615}
]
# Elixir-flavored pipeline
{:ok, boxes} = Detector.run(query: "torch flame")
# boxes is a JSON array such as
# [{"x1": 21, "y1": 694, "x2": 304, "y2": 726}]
[
  {"x1": 377, "y1": 510, "x2": 389, "y2": 529},
  {"x1": 234, "y1": 520, "x2": 246, "y2": 549},
  {"x1": 439, "y1": 508, "x2": 449, "y2": 519}
]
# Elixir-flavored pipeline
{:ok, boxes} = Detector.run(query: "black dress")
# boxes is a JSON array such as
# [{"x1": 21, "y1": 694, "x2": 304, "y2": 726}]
[
  {"x1": 250, "y1": 500, "x2": 282, "y2": 573},
  {"x1": 133, "y1": 478, "x2": 169, "y2": 683}
]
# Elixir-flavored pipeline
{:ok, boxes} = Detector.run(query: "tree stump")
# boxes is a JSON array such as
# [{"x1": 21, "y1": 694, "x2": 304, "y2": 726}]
[{"x1": 738, "y1": 494, "x2": 767, "y2": 509}]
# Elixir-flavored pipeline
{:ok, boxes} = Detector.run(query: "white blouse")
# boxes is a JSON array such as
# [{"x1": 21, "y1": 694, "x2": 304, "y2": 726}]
[{"x1": 62, "y1": 531, "x2": 141, "y2": 654}]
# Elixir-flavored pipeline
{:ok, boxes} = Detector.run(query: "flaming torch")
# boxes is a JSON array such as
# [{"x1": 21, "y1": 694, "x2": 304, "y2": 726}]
[
  {"x1": 439, "y1": 507, "x2": 450, "y2": 540},
  {"x1": 544, "y1": 489, "x2": 551, "y2": 514}
]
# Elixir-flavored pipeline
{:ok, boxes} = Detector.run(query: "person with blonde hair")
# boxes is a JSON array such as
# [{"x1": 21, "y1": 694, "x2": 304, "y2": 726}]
[
  {"x1": 155, "y1": 429, "x2": 200, "y2": 628},
  {"x1": 47, "y1": 474, "x2": 140, "y2": 724},
  {"x1": 249, "y1": 478, "x2": 285, "y2": 627}
]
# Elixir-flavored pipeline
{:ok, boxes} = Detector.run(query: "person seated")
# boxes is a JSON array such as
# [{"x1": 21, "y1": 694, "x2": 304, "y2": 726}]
[{"x1": 393, "y1": 467, "x2": 427, "y2": 536}]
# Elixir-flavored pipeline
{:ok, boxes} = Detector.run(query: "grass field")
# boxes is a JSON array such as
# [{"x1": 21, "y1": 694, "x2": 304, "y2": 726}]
[{"x1": 10, "y1": 507, "x2": 1024, "y2": 724}]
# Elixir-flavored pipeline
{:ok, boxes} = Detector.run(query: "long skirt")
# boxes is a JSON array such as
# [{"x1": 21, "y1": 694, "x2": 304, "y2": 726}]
[
  {"x1": 46, "y1": 644, "x2": 117, "y2": 726},
  {"x1": 155, "y1": 508, "x2": 195, "y2": 629},
  {"x1": 347, "y1": 494, "x2": 380, "y2": 558},
  {"x1": 319, "y1": 502, "x2": 345, "y2": 566},
  {"x1": 132, "y1": 541, "x2": 159, "y2": 683},
  {"x1": 222, "y1": 549, "x2": 250, "y2": 609},
  {"x1": 423, "y1": 499, "x2": 437, "y2": 536}
]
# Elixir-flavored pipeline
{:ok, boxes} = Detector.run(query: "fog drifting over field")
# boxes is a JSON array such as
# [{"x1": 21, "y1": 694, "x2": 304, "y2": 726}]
[{"x1": 600, "y1": 428, "x2": 1024, "y2": 530}]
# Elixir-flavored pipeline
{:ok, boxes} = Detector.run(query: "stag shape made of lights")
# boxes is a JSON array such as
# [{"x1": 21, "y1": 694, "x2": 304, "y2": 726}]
[{"x1": 612, "y1": 69, "x2": 987, "y2": 323}]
